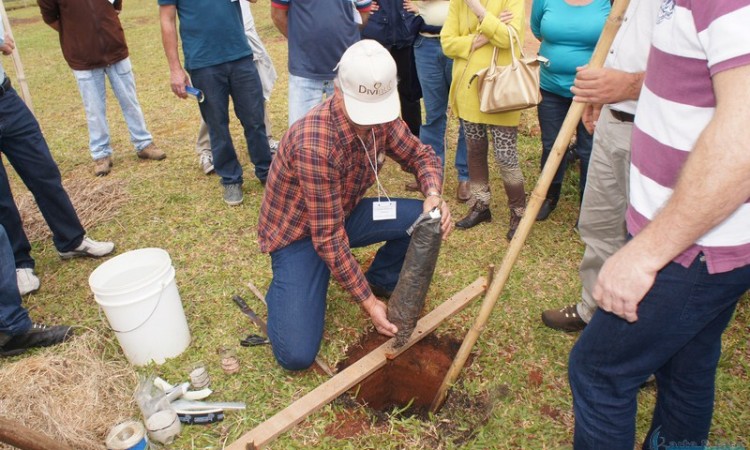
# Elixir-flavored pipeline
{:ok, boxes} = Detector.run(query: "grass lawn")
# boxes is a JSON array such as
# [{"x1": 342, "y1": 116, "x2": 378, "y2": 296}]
[{"x1": 1, "y1": 1, "x2": 748, "y2": 449}]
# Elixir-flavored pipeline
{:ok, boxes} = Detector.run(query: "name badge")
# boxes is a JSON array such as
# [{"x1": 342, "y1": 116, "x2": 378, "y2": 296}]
[{"x1": 373, "y1": 201, "x2": 397, "y2": 221}]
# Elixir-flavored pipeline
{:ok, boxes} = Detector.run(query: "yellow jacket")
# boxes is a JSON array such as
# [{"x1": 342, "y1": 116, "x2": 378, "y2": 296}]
[{"x1": 441, "y1": 0, "x2": 526, "y2": 126}]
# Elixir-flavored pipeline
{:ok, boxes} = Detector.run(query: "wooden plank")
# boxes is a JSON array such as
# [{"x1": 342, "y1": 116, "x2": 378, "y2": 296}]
[
  {"x1": 226, "y1": 276, "x2": 488, "y2": 450},
  {"x1": 0, "y1": 417, "x2": 73, "y2": 450}
]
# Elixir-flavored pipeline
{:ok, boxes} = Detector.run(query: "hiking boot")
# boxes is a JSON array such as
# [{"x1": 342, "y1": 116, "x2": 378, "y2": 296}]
[
  {"x1": 58, "y1": 236, "x2": 115, "y2": 259},
  {"x1": 405, "y1": 180, "x2": 420, "y2": 192},
  {"x1": 457, "y1": 181, "x2": 471, "y2": 203},
  {"x1": 541, "y1": 304, "x2": 587, "y2": 332},
  {"x1": 199, "y1": 149, "x2": 214, "y2": 175},
  {"x1": 137, "y1": 143, "x2": 166, "y2": 161},
  {"x1": 0, "y1": 323, "x2": 73, "y2": 357},
  {"x1": 16, "y1": 268, "x2": 40, "y2": 296},
  {"x1": 94, "y1": 156, "x2": 113, "y2": 176},
  {"x1": 368, "y1": 283, "x2": 393, "y2": 299},
  {"x1": 268, "y1": 139, "x2": 279, "y2": 155},
  {"x1": 223, "y1": 183, "x2": 244, "y2": 206}
]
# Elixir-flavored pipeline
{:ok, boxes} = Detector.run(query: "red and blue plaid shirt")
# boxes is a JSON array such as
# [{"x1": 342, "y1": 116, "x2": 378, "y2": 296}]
[{"x1": 258, "y1": 95, "x2": 442, "y2": 302}]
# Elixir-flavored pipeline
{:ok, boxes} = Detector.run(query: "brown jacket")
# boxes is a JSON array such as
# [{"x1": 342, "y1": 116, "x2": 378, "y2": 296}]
[{"x1": 37, "y1": 0, "x2": 128, "y2": 70}]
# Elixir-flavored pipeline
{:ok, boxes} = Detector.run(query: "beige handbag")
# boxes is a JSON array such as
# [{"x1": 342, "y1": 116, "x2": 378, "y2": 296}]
[{"x1": 471, "y1": 25, "x2": 542, "y2": 113}]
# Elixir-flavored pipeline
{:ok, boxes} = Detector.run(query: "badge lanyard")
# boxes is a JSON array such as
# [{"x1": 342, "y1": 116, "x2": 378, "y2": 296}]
[{"x1": 358, "y1": 130, "x2": 397, "y2": 221}]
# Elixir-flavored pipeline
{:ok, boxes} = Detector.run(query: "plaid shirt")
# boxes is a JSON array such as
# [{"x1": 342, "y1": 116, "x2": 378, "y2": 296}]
[{"x1": 258, "y1": 95, "x2": 442, "y2": 302}]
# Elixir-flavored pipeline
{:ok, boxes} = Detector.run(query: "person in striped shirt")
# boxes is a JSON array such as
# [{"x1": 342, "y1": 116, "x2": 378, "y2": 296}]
[
  {"x1": 568, "y1": 2, "x2": 750, "y2": 448},
  {"x1": 258, "y1": 40, "x2": 453, "y2": 371}
]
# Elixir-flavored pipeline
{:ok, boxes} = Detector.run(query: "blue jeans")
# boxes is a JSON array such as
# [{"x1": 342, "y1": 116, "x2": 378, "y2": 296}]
[
  {"x1": 72, "y1": 57, "x2": 153, "y2": 160},
  {"x1": 287, "y1": 74, "x2": 335, "y2": 127},
  {"x1": 569, "y1": 255, "x2": 750, "y2": 450},
  {"x1": 265, "y1": 198, "x2": 423, "y2": 370},
  {"x1": 0, "y1": 87, "x2": 85, "y2": 269},
  {"x1": 537, "y1": 89, "x2": 593, "y2": 196},
  {"x1": 190, "y1": 56, "x2": 272, "y2": 185},
  {"x1": 0, "y1": 225, "x2": 31, "y2": 339},
  {"x1": 413, "y1": 36, "x2": 468, "y2": 181}
]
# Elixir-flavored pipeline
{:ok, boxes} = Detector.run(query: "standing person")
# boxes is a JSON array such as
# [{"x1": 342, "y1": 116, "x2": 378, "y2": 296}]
[
  {"x1": 540, "y1": 0, "x2": 657, "y2": 332},
  {"x1": 362, "y1": 0, "x2": 423, "y2": 139},
  {"x1": 195, "y1": 0, "x2": 278, "y2": 175},
  {"x1": 530, "y1": 0, "x2": 610, "y2": 221},
  {"x1": 0, "y1": 26, "x2": 114, "y2": 296},
  {"x1": 1, "y1": 225, "x2": 72, "y2": 357},
  {"x1": 38, "y1": 0, "x2": 165, "y2": 177},
  {"x1": 271, "y1": 0, "x2": 371, "y2": 127},
  {"x1": 404, "y1": 0, "x2": 470, "y2": 202},
  {"x1": 258, "y1": 40, "x2": 452, "y2": 371},
  {"x1": 568, "y1": 2, "x2": 750, "y2": 448},
  {"x1": 442, "y1": 0, "x2": 528, "y2": 241},
  {"x1": 159, "y1": 0, "x2": 272, "y2": 206}
]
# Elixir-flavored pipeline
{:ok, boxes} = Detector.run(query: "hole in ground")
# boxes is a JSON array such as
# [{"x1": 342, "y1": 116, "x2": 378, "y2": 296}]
[{"x1": 337, "y1": 330, "x2": 469, "y2": 416}]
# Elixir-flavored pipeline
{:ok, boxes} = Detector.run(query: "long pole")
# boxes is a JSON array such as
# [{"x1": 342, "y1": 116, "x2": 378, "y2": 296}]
[
  {"x1": 430, "y1": 0, "x2": 632, "y2": 413},
  {"x1": 0, "y1": 0, "x2": 35, "y2": 114}
]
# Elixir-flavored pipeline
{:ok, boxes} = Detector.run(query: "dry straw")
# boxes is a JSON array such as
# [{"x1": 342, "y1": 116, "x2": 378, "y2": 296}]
[
  {"x1": 0, "y1": 331, "x2": 138, "y2": 450},
  {"x1": 15, "y1": 177, "x2": 128, "y2": 243}
]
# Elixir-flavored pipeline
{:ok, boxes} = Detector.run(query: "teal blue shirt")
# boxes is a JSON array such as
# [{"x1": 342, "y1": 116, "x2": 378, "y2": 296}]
[
  {"x1": 531, "y1": 0, "x2": 610, "y2": 98},
  {"x1": 157, "y1": 0, "x2": 252, "y2": 71}
]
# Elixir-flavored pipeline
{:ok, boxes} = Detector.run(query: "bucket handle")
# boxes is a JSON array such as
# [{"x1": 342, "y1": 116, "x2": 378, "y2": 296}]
[{"x1": 99, "y1": 281, "x2": 168, "y2": 334}]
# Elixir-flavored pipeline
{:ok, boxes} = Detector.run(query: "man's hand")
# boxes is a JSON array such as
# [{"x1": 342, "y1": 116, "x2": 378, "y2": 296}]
[
  {"x1": 361, "y1": 295, "x2": 398, "y2": 337},
  {"x1": 0, "y1": 33, "x2": 15, "y2": 56},
  {"x1": 571, "y1": 66, "x2": 645, "y2": 105},
  {"x1": 582, "y1": 103, "x2": 602, "y2": 134},
  {"x1": 169, "y1": 68, "x2": 190, "y2": 99},
  {"x1": 423, "y1": 195, "x2": 453, "y2": 239},
  {"x1": 592, "y1": 241, "x2": 661, "y2": 322}
]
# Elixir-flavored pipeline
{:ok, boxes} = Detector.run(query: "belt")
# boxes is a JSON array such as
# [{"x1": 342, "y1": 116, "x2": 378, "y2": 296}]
[
  {"x1": 0, "y1": 77, "x2": 11, "y2": 96},
  {"x1": 610, "y1": 109, "x2": 634, "y2": 123}
]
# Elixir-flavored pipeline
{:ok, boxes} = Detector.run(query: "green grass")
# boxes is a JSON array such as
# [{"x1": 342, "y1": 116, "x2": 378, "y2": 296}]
[{"x1": 2, "y1": 1, "x2": 749, "y2": 449}]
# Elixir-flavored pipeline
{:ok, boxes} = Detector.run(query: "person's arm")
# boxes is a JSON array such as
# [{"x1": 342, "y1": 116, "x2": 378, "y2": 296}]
[
  {"x1": 571, "y1": 67, "x2": 645, "y2": 105},
  {"x1": 158, "y1": 5, "x2": 189, "y2": 99},
  {"x1": 271, "y1": 2, "x2": 288, "y2": 37},
  {"x1": 440, "y1": 0, "x2": 476, "y2": 60},
  {"x1": 593, "y1": 64, "x2": 750, "y2": 322},
  {"x1": 37, "y1": 0, "x2": 61, "y2": 32},
  {"x1": 0, "y1": 33, "x2": 14, "y2": 56},
  {"x1": 473, "y1": 0, "x2": 524, "y2": 50}
]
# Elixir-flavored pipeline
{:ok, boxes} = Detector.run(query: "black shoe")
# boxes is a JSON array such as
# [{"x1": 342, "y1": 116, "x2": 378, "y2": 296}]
[
  {"x1": 536, "y1": 198, "x2": 557, "y2": 221},
  {"x1": 456, "y1": 208, "x2": 492, "y2": 229},
  {"x1": 0, "y1": 323, "x2": 73, "y2": 357},
  {"x1": 368, "y1": 283, "x2": 393, "y2": 299}
]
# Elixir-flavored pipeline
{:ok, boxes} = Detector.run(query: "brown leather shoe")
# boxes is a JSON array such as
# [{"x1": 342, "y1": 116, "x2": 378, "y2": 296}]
[
  {"x1": 93, "y1": 156, "x2": 112, "y2": 176},
  {"x1": 541, "y1": 304, "x2": 586, "y2": 332},
  {"x1": 455, "y1": 207, "x2": 491, "y2": 229},
  {"x1": 137, "y1": 143, "x2": 166, "y2": 161},
  {"x1": 405, "y1": 180, "x2": 420, "y2": 192},
  {"x1": 456, "y1": 181, "x2": 471, "y2": 202}
]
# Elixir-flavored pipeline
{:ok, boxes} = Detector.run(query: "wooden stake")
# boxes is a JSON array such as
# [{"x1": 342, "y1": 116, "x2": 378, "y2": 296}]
[
  {"x1": 0, "y1": 0, "x2": 35, "y2": 114},
  {"x1": 0, "y1": 417, "x2": 73, "y2": 450},
  {"x1": 429, "y1": 0, "x2": 632, "y2": 414},
  {"x1": 246, "y1": 280, "x2": 335, "y2": 377},
  {"x1": 227, "y1": 277, "x2": 488, "y2": 450}
]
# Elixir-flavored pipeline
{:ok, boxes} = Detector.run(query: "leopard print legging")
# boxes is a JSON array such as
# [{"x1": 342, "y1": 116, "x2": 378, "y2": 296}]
[{"x1": 461, "y1": 120, "x2": 526, "y2": 214}]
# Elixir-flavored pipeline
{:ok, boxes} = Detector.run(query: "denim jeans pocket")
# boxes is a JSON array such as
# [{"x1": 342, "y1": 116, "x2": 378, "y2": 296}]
[
  {"x1": 72, "y1": 69, "x2": 94, "y2": 81},
  {"x1": 114, "y1": 58, "x2": 133, "y2": 76}
]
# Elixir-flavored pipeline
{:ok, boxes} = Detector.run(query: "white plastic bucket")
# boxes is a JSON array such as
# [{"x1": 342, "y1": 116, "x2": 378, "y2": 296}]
[{"x1": 89, "y1": 248, "x2": 191, "y2": 366}]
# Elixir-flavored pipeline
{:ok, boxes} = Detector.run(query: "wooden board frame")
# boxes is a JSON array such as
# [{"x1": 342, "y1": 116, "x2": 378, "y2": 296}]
[{"x1": 227, "y1": 276, "x2": 488, "y2": 450}]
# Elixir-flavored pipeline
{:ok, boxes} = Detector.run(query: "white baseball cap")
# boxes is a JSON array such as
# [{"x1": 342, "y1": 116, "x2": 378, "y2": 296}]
[{"x1": 336, "y1": 40, "x2": 400, "y2": 126}]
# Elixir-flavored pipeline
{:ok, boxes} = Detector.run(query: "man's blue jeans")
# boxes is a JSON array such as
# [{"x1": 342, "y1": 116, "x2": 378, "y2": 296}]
[
  {"x1": 72, "y1": 57, "x2": 153, "y2": 161},
  {"x1": 569, "y1": 255, "x2": 750, "y2": 449},
  {"x1": 287, "y1": 74, "x2": 335, "y2": 127},
  {"x1": 0, "y1": 225, "x2": 31, "y2": 340},
  {"x1": 0, "y1": 87, "x2": 85, "y2": 270},
  {"x1": 413, "y1": 36, "x2": 468, "y2": 181},
  {"x1": 265, "y1": 198, "x2": 423, "y2": 370},
  {"x1": 190, "y1": 56, "x2": 272, "y2": 185},
  {"x1": 537, "y1": 89, "x2": 593, "y2": 196}
]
